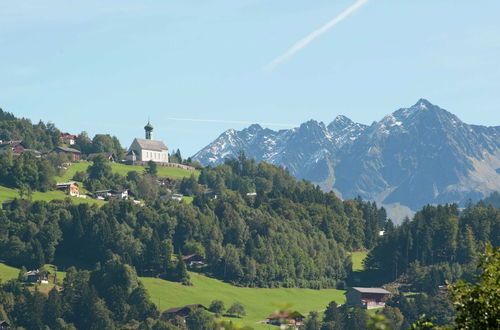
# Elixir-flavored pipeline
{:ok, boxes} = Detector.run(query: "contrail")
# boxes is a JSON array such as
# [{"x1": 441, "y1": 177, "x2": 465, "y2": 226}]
[
  {"x1": 164, "y1": 117, "x2": 298, "y2": 128},
  {"x1": 264, "y1": 0, "x2": 369, "y2": 71}
]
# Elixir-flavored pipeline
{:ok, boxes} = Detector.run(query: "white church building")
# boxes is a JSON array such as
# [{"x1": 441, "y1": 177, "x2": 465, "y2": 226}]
[{"x1": 126, "y1": 121, "x2": 169, "y2": 163}]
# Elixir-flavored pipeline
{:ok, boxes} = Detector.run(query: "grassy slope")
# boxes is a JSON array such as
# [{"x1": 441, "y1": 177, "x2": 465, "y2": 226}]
[
  {"x1": 1, "y1": 160, "x2": 197, "y2": 205},
  {"x1": 2, "y1": 263, "x2": 346, "y2": 328},
  {"x1": 0, "y1": 263, "x2": 18, "y2": 282},
  {"x1": 0, "y1": 185, "x2": 104, "y2": 205},
  {"x1": 110, "y1": 163, "x2": 199, "y2": 179},
  {"x1": 55, "y1": 161, "x2": 198, "y2": 181},
  {"x1": 141, "y1": 273, "x2": 346, "y2": 328},
  {"x1": 351, "y1": 251, "x2": 369, "y2": 271}
]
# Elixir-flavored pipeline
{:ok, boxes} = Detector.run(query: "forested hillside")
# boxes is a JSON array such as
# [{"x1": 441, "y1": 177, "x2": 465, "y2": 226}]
[
  {"x1": 0, "y1": 155, "x2": 388, "y2": 289},
  {"x1": 0, "y1": 108, "x2": 61, "y2": 150},
  {"x1": 365, "y1": 203, "x2": 499, "y2": 284},
  {"x1": 361, "y1": 202, "x2": 500, "y2": 327}
]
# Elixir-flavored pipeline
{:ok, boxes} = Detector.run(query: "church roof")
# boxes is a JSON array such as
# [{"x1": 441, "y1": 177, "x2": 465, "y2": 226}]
[{"x1": 132, "y1": 138, "x2": 167, "y2": 152}]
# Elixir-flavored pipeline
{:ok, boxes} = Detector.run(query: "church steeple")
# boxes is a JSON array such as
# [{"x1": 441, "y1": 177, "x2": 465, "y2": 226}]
[{"x1": 144, "y1": 120, "x2": 154, "y2": 140}]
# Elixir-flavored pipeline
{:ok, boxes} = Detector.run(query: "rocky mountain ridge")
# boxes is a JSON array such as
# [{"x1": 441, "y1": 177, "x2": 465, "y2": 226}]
[{"x1": 193, "y1": 99, "x2": 500, "y2": 218}]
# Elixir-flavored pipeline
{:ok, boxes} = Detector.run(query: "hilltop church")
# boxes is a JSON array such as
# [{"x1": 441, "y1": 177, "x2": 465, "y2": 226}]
[{"x1": 126, "y1": 121, "x2": 169, "y2": 163}]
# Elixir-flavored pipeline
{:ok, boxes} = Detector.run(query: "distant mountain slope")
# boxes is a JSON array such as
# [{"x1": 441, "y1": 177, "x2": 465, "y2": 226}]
[{"x1": 193, "y1": 99, "x2": 500, "y2": 214}]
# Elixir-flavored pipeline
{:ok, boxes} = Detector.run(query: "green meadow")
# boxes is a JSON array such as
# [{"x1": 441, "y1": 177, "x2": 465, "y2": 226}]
[
  {"x1": 350, "y1": 251, "x2": 369, "y2": 271},
  {"x1": 141, "y1": 273, "x2": 346, "y2": 328},
  {"x1": 0, "y1": 262, "x2": 19, "y2": 282},
  {"x1": 0, "y1": 185, "x2": 104, "y2": 205},
  {"x1": 1, "y1": 263, "x2": 346, "y2": 328},
  {"x1": 55, "y1": 161, "x2": 198, "y2": 182}
]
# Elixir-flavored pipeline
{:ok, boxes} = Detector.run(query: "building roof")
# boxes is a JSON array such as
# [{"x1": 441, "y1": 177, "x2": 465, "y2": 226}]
[
  {"x1": 132, "y1": 138, "x2": 167, "y2": 151},
  {"x1": 182, "y1": 254, "x2": 204, "y2": 261},
  {"x1": 163, "y1": 304, "x2": 206, "y2": 314},
  {"x1": 0, "y1": 140, "x2": 24, "y2": 150},
  {"x1": 349, "y1": 287, "x2": 391, "y2": 294},
  {"x1": 267, "y1": 310, "x2": 305, "y2": 320},
  {"x1": 56, "y1": 181, "x2": 78, "y2": 187},
  {"x1": 53, "y1": 146, "x2": 81, "y2": 154}
]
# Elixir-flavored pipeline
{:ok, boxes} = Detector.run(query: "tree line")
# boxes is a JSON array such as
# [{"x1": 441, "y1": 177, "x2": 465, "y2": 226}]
[{"x1": 0, "y1": 155, "x2": 389, "y2": 288}]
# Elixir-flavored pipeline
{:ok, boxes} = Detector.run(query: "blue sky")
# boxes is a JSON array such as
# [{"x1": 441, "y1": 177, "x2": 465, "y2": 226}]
[{"x1": 1, "y1": 0, "x2": 499, "y2": 156}]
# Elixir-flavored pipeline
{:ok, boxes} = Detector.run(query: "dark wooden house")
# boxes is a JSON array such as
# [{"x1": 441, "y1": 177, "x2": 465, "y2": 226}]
[
  {"x1": 182, "y1": 254, "x2": 206, "y2": 268},
  {"x1": 0, "y1": 140, "x2": 26, "y2": 155},
  {"x1": 51, "y1": 146, "x2": 81, "y2": 161},
  {"x1": 345, "y1": 287, "x2": 390, "y2": 309},
  {"x1": 161, "y1": 304, "x2": 207, "y2": 320}
]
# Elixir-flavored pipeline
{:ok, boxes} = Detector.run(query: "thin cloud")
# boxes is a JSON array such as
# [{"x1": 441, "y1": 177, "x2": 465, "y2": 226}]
[
  {"x1": 264, "y1": 0, "x2": 369, "y2": 71},
  {"x1": 163, "y1": 117, "x2": 297, "y2": 128}
]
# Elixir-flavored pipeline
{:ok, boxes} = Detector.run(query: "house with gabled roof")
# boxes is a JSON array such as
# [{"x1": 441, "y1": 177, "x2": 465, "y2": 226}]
[
  {"x1": 345, "y1": 287, "x2": 391, "y2": 309},
  {"x1": 51, "y1": 146, "x2": 81, "y2": 161},
  {"x1": 0, "y1": 140, "x2": 26, "y2": 155},
  {"x1": 161, "y1": 304, "x2": 207, "y2": 320}
]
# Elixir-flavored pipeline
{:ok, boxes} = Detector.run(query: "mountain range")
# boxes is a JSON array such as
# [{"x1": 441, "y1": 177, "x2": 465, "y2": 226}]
[{"x1": 193, "y1": 99, "x2": 500, "y2": 221}]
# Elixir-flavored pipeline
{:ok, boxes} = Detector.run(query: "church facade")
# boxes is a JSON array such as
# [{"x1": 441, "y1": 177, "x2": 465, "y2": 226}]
[{"x1": 126, "y1": 121, "x2": 169, "y2": 163}]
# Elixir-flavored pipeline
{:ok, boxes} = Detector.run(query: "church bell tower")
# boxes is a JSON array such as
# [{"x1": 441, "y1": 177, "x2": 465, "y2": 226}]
[{"x1": 144, "y1": 120, "x2": 153, "y2": 140}]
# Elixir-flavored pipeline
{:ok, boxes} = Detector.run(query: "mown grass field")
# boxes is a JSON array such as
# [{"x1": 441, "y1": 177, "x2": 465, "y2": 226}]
[
  {"x1": 0, "y1": 262, "x2": 19, "y2": 282},
  {"x1": 141, "y1": 273, "x2": 346, "y2": 328},
  {"x1": 55, "y1": 161, "x2": 198, "y2": 182},
  {"x1": 0, "y1": 185, "x2": 104, "y2": 205},
  {"x1": 351, "y1": 251, "x2": 369, "y2": 271},
  {"x1": 1, "y1": 262, "x2": 346, "y2": 328}
]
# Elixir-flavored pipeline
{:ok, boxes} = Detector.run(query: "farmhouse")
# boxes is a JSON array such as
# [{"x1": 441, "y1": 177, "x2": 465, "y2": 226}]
[
  {"x1": 51, "y1": 146, "x2": 81, "y2": 161},
  {"x1": 182, "y1": 254, "x2": 206, "y2": 268},
  {"x1": 126, "y1": 121, "x2": 169, "y2": 164},
  {"x1": 25, "y1": 269, "x2": 49, "y2": 284},
  {"x1": 61, "y1": 132, "x2": 78, "y2": 145},
  {"x1": 95, "y1": 189, "x2": 129, "y2": 200},
  {"x1": 161, "y1": 304, "x2": 207, "y2": 320},
  {"x1": 345, "y1": 287, "x2": 390, "y2": 309},
  {"x1": 56, "y1": 181, "x2": 79, "y2": 197},
  {"x1": 265, "y1": 310, "x2": 305, "y2": 327},
  {"x1": 0, "y1": 140, "x2": 25, "y2": 155}
]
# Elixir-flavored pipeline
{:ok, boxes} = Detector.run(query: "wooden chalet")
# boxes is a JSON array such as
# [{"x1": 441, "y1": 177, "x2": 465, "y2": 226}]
[
  {"x1": 182, "y1": 254, "x2": 206, "y2": 268},
  {"x1": 51, "y1": 146, "x2": 81, "y2": 161},
  {"x1": 56, "y1": 181, "x2": 79, "y2": 197},
  {"x1": 95, "y1": 189, "x2": 129, "y2": 200},
  {"x1": 161, "y1": 304, "x2": 207, "y2": 320},
  {"x1": 0, "y1": 140, "x2": 25, "y2": 155},
  {"x1": 345, "y1": 287, "x2": 390, "y2": 309},
  {"x1": 25, "y1": 269, "x2": 49, "y2": 284},
  {"x1": 265, "y1": 310, "x2": 305, "y2": 327}
]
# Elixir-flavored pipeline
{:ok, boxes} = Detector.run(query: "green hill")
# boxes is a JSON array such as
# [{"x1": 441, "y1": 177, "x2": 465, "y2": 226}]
[
  {"x1": 141, "y1": 273, "x2": 346, "y2": 328},
  {"x1": 0, "y1": 185, "x2": 104, "y2": 205},
  {"x1": 55, "y1": 161, "x2": 198, "y2": 182}
]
